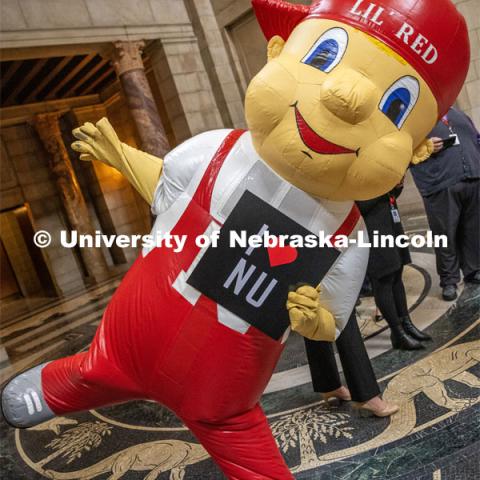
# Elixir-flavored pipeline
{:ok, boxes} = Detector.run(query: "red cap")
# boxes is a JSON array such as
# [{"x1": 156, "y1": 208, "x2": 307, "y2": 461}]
[{"x1": 252, "y1": 0, "x2": 470, "y2": 117}]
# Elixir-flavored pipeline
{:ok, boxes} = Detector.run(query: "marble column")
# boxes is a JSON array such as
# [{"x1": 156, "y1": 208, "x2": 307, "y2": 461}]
[
  {"x1": 111, "y1": 40, "x2": 169, "y2": 158},
  {"x1": 34, "y1": 113, "x2": 110, "y2": 284}
]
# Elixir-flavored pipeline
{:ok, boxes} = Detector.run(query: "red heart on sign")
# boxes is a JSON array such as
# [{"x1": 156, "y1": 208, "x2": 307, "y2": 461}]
[{"x1": 267, "y1": 244, "x2": 298, "y2": 267}]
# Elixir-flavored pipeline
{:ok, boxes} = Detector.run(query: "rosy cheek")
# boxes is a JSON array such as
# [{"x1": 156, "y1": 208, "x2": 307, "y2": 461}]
[
  {"x1": 344, "y1": 131, "x2": 413, "y2": 199},
  {"x1": 245, "y1": 76, "x2": 294, "y2": 139}
]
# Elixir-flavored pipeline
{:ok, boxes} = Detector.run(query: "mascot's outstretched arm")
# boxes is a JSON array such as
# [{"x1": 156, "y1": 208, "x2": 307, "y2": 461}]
[{"x1": 72, "y1": 118, "x2": 162, "y2": 205}]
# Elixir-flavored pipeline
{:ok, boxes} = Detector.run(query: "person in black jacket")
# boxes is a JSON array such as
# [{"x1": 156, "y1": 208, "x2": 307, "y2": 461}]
[
  {"x1": 356, "y1": 184, "x2": 432, "y2": 350},
  {"x1": 410, "y1": 107, "x2": 480, "y2": 301}
]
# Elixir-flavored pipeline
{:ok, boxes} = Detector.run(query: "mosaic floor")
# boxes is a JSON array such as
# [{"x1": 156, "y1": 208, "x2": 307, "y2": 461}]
[{"x1": 1, "y1": 247, "x2": 479, "y2": 479}]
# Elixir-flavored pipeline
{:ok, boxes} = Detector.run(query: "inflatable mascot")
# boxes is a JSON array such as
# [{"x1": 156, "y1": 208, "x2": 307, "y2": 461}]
[{"x1": 2, "y1": 0, "x2": 470, "y2": 478}]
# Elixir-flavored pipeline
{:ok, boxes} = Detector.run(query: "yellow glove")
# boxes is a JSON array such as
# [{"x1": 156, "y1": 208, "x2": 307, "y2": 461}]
[
  {"x1": 71, "y1": 118, "x2": 163, "y2": 205},
  {"x1": 411, "y1": 138, "x2": 434, "y2": 165},
  {"x1": 286, "y1": 285, "x2": 336, "y2": 341}
]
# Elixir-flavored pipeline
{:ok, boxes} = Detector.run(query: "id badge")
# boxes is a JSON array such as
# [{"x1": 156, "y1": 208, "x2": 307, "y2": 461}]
[
  {"x1": 450, "y1": 133, "x2": 460, "y2": 146},
  {"x1": 391, "y1": 208, "x2": 401, "y2": 224}
]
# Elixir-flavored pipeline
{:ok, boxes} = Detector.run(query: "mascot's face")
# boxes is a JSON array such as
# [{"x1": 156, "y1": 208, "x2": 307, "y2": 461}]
[{"x1": 245, "y1": 19, "x2": 438, "y2": 200}]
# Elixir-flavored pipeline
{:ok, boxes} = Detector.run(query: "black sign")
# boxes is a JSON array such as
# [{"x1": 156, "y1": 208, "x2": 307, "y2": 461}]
[{"x1": 187, "y1": 191, "x2": 340, "y2": 339}]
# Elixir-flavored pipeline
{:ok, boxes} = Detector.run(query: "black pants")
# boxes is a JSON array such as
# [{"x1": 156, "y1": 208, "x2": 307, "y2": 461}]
[
  {"x1": 371, "y1": 267, "x2": 409, "y2": 328},
  {"x1": 305, "y1": 312, "x2": 380, "y2": 403},
  {"x1": 423, "y1": 179, "x2": 480, "y2": 286}
]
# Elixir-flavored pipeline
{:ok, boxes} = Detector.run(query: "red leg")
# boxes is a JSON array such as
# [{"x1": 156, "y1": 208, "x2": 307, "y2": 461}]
[
  {"x1": 183, "y1": 404, "x2": 293, "y2": 480},
  {"x1": 2, "y1": 351, "x2": 141, "y2": 428},
  {"x1": 42, "y1": 352, "x2": 142, "y2": 414}
]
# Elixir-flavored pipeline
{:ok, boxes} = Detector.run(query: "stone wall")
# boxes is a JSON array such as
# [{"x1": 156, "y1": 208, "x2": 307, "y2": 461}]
[
  {"x1": 0, "y1": 90, "x2": 156, "y2": 294},
  {"x1": 2, "y1": 0, "x2": 477, "y2": 131},
  {"x1": 148, "y1": 37, "x2": 225, "y2": 141},
  {"x1": 0, "y1": 208, "x2": 43, "y2": 297},
  {"x1": 185, "y1": 0, "x2": 246, "y2": 128},
  {"x1": 0, "y1": 124, "x2": 84, "y2": 295},
  {"x1": 1, "y1": 0, "x2": 243, "y2": 141},
  {"x1": 0, "y1": 0, "x2": 191, "y2": 46}
]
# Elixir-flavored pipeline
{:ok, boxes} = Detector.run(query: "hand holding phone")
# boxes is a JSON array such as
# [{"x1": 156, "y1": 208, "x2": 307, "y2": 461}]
[
  {"x1": 430, "y1": 137, "x2": 444, "y2": 153},
  {"x1": 441, "y1": 135, "x2": 459, "y2": 149}
]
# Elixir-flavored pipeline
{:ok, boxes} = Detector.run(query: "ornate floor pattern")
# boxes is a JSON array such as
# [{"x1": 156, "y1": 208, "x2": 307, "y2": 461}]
[{"x1": 1, "y1": 249, "x2": 479, "y2": 479}]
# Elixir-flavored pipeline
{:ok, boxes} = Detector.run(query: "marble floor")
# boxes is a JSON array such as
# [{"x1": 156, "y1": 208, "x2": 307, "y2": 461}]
[{"x1": 0, "y1": 230, "x2": 479, "y2": 479}]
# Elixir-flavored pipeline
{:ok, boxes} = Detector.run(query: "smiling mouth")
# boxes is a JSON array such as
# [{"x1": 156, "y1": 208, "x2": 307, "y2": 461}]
[{"x1": 294, "y1": 105, "x2": 355, "y2": 155}]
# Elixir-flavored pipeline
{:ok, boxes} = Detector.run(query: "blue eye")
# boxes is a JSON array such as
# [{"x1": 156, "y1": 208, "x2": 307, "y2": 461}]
[
  {"x1": 302, "y1": 28, "x2": 348, "y2": 73},
  {"x1": 304, "y1": 39, "x2": 339, "y2": 71},
  {"x1": 379, "y1": 76, "x2": 420, "y2": 128},
  {"x1": 381, "y1": 88, "x2": 410, "y2": 125}
]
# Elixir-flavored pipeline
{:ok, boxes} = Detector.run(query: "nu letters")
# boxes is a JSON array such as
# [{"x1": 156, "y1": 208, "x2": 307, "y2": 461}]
[{"x1": 223, "y1": 225, "x2": 278, "y2": 308}]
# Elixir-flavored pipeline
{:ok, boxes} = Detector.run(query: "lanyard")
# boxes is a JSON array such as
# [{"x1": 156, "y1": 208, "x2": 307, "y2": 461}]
[
  {"x1": 441, "y1": 114, "x2": 455, "y2": 135},
  {"x1": 389, "y1": 195, "x2": 401, "y2": 223}
]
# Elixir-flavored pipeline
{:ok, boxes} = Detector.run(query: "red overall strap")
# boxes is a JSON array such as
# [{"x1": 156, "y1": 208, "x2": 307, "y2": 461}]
[
  {"x1": 331, "y1": 204, "x2": 361, "y2": 243},
  {"x1": 192, "y1": 129, "x2": 246, "y2": 212}
]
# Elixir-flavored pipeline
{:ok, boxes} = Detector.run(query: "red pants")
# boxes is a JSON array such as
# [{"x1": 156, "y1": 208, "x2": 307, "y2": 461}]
[
  {"x1": 41, "y1": 255, "x2": 291, "y2": 478},
  {"x1": 41, "y1": 130, "x2": 293, "y2": 479}
]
